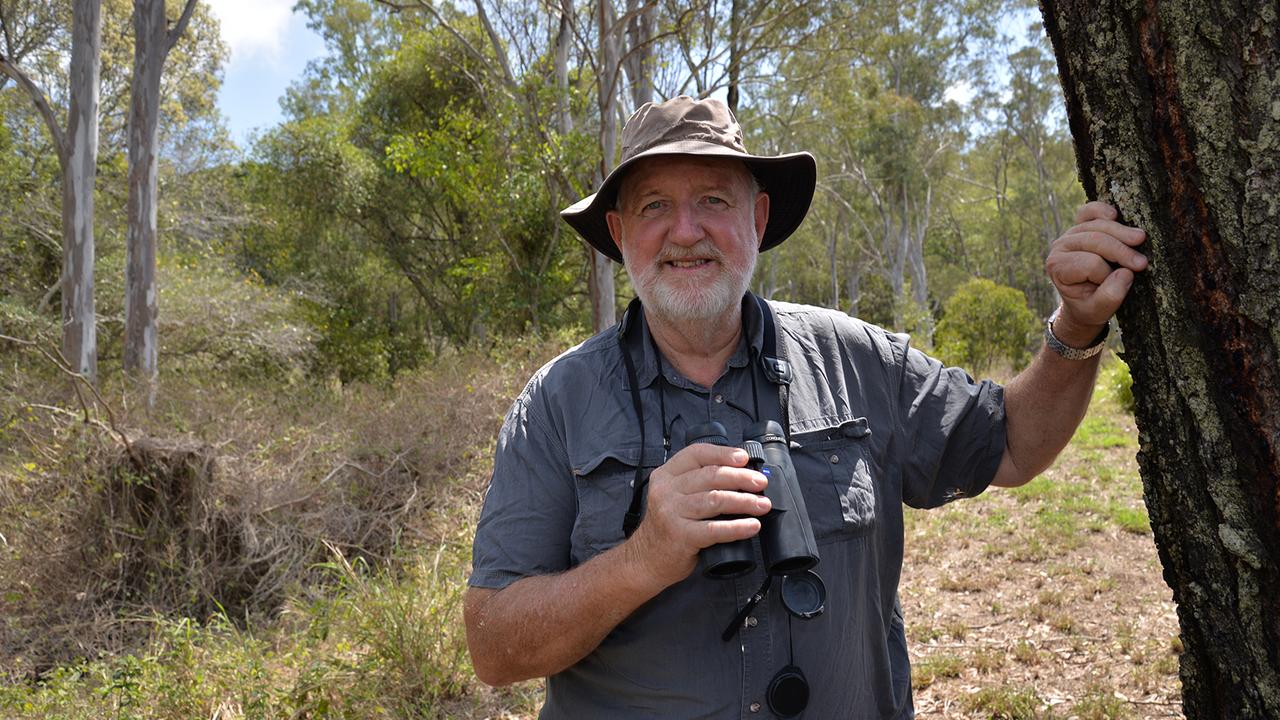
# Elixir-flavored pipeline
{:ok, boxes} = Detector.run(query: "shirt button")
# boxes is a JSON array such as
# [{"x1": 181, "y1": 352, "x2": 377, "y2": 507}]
[
  {"x1": 829, "y1": 454, "x2": 840, "y2": 464},
  {"x1": 750, "y1": 702, "x2": 762, "y2": 713},
  {"x1": 713, "y1": 393, "x2": 724, "y2": 403},
  {"x1": 746, "y1": 616, "x2": 758, "y2": 627}
]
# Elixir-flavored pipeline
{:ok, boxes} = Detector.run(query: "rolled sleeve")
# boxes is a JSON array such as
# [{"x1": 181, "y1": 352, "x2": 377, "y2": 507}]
[
  {"x1": 892, "y1": 336, "x2": 1006, "y2": 509},
  {"x1": 469, "y1": 387, "x2": 577, "y2": 590}
]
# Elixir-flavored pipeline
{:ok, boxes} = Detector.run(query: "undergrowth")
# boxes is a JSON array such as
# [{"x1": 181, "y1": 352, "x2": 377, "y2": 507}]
[{"x1": 0, "y1": 329, "x2": 562, "y2": 718}]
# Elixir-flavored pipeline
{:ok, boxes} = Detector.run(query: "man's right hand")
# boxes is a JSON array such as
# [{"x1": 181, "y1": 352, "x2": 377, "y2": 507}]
[{"x1": 624, "y1": 443, "x2": 772, "y2": 590}]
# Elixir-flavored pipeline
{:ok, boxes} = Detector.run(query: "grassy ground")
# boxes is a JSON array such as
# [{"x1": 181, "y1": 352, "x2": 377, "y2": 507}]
[{"x1": 0, "y1": 350, "x2": 1180, "y2": 719}]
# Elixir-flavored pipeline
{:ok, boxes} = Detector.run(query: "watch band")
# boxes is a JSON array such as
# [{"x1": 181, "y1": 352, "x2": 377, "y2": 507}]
[{"x1": 1044, "y1": 308, "x2": 1109, "y2": 360}]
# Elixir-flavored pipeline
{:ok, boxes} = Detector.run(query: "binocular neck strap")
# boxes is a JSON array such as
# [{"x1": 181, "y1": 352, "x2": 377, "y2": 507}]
[
  {"x1": 617, "y1": 294, "x2": 793, "y2": 537},
  {"x1": 755, "y1": 294, "x2": 792, "y2": 445}
]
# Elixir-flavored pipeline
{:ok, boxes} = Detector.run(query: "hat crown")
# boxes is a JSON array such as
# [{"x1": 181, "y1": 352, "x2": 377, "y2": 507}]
[{"x1": 620, "y1": 96, "x2": 747, "y2": 163}]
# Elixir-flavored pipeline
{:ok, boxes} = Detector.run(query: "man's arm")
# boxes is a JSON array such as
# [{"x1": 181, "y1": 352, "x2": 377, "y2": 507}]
[
  {"x1": 991, "y1": 201, "x2": 1148, "y2": 487},
  {"x1": 465, "y1": 443, "x2": 771, "y2": 686}
]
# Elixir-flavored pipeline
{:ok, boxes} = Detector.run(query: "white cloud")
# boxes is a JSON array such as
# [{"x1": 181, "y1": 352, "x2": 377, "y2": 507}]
[{"x1": 208, "y1": 0, "x2": 297, "y2": 65}]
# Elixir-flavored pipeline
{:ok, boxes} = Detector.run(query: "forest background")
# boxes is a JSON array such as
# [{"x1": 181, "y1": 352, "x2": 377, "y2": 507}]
[{"x1": 0, "y1": 0, "x2": 1176, "y2": 718}]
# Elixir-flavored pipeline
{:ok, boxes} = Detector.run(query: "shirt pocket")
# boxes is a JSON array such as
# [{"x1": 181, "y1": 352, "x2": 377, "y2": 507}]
[
  {"x1": 791, "y1": 417, "x2": 878, "y2": 541},
  {"x1": 569, "y1": 447, "x2": 659, "y2": 565}
]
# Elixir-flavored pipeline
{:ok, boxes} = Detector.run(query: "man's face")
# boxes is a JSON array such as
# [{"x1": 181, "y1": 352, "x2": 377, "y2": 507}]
[{"x1": 605, "y1": 156, "x2": 769, "y2": 325}]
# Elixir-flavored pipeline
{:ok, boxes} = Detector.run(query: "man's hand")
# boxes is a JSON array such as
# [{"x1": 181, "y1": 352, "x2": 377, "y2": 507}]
[
  {"x1": 625, "y1": 443, "x2": 771, "y2": 590},
  {"x1": 1044, "y1": 201, "x2": 1148, "y2": 346}
]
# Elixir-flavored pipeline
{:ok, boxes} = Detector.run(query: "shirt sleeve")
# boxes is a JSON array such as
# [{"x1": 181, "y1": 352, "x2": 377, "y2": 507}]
[
  {"x1": 469, "y1": 383, "x2": 578, "y2": 589},
  {"x1": 888, "y1": 333, "x2": 1007, "y2": 509}
]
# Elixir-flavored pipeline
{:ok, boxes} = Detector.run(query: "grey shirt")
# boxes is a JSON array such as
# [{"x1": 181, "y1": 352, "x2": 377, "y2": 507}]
[{"x1": 470, "y1": 295, "x2": 1006, "y2": 719}]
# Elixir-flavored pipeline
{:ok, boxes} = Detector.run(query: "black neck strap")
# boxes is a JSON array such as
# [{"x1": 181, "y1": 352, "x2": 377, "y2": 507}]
[{"x1": 618, "y1": 295, "x2": 791, "y2": 537}]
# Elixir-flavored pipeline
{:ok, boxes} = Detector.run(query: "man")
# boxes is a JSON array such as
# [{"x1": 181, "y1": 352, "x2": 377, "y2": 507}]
[{"x1": 464, "y1": 96, "x2": 1147, "y2": 718}]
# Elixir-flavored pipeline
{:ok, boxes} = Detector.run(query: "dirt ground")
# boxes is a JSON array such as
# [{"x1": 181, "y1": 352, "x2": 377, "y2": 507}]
[{"x1": 903, "y1": 402, "x2": 1183, "y2": 719}]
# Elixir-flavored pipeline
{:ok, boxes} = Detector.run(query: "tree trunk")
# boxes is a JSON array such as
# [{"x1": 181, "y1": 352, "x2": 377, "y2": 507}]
[
  {"x1": 624, "y1": 0, "x2": 653, "y2": 108},
  {"x1": 1041, "y1": 2, "x2": 1280, "y2": 717},
  {"x1": 554, "y1": 0, "x2": 574, "y2": 136},
  {"x1": 124, "y1": 0, "x2": 196, "y2": 393},
  {"x1": 63, "y1": 0, "x2": 103, "y2": 382},
  {"x1": 591, "y1": 0, "x2": 619, "y2": 333},
  {"x1": 124, "y1": 0, "x2": 165, "y2": 384},
  {"x1": 727, "y1": 0, "x2": 743, "y2": 113}
]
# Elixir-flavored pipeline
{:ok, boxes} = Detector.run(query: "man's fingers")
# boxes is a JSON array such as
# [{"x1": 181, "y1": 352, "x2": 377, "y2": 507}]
[
  {"x1": 1051, "y1": 250, "x2": 1115, "y2": 287},
  {"x1": 1066, "y1": 219, "x2": 1146, "y2": 245},
  {"x1": 1091, "y1": 267, "x2": 1136, "y2": 313},
  {"x1": 1057, "y1": 268, "x2": 1136, "y2": 324},
  {"x1": 696, "y1": 488, "x2": 771, "y2": 520},
  {"x1": 1054, "y1": 230, "x2": 1148, "y2": 272},
  {"x1": 703, "y1": 517, "x2": 763, "y2": 546},
  {"x1": 665, "y1": 442, "x2": 748, "y2": 475},
  {"x1": 1073, "y1": 200, "x2": 1118, "y2": 224}
]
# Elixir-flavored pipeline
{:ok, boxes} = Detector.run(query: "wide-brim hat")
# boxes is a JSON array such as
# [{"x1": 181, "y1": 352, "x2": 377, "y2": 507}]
[{"x1": 561, "y1": 95, "x2": 816, "y2": 263}]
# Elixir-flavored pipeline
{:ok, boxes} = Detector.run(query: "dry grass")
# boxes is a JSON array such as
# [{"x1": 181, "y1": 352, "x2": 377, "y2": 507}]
[{"x1": 0, "y1": 335, "x2": 555, "y2": 682}]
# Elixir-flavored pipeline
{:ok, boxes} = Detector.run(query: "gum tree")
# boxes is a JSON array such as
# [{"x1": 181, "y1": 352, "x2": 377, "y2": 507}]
[
  {"x1": 0, "y1": 0, "x2": 102, "y2": 380},
  {"x1": 1039, "y1": 1, "x2": 1280, "y2": 715}
]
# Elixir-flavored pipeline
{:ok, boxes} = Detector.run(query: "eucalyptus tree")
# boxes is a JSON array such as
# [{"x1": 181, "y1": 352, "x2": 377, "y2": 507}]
[
  {"x1": 0, "y1": 0, "x2": 102, "y2": 380},
  {"x1": 763, "y1": 0, "x2": 1014, "y2": 335},
  {"x1": 122, "y1": 0, "x2": 199, "y2": 390}
]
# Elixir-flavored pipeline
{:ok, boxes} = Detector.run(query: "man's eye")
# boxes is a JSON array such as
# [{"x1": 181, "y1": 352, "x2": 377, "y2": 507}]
[
  {"x1": 706, "y1": 196, "x2": 726, "y2": 205},
  {"x1": 643, "y1": 200, "x2": 663, "y2": 211}
]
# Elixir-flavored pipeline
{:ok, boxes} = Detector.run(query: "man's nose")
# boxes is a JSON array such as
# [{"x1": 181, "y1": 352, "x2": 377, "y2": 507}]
[{"x1": 668, "y1": 201, "x2": 705, "y2": 246}]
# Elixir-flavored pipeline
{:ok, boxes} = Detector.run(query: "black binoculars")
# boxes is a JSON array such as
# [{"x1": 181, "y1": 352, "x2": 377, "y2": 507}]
[{"x1": 683, "y1": 420, "x2": 820, "y2": 578}]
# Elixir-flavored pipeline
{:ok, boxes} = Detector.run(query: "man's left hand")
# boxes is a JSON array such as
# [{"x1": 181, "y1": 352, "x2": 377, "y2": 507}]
[{"x1": 1044, "y1": 201, "x2": 1148, "y2": 346}]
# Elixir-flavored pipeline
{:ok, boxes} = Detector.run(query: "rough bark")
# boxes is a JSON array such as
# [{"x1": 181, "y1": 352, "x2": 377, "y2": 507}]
[
  {"x1": 1040, "y1": 1, "x2": 1280, "y2": 717},
  {"x1": 63, "y1": 0, "x2": 103, "y2": 382},
  {"x1": 123, "y1": 0, "x2": 197, "y2": 389}
]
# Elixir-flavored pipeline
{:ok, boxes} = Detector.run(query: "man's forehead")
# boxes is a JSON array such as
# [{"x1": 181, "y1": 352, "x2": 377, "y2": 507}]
[{"x1": 621, "y1": 155, "x2": 753, "y2": 195}]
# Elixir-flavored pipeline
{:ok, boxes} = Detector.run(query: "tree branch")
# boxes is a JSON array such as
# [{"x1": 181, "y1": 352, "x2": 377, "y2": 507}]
[
  {"x1": 166, "y1": 0, "x2": 200, "y2": 54},
  {"x1": 0, "y1": 56, "x2": 66, "y2": 165}
]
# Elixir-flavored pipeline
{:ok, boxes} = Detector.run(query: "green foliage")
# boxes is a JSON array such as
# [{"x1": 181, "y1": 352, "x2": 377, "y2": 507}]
[
  {"x1": 158, "y1": 254, "x2": 316, "y2": 379},
  {"x1": 935, "y1": 278, "x2": 1039, "y2": 372},
  {"x1": 1099, "y1": 356, "x2": 1135, "y2": 413}
]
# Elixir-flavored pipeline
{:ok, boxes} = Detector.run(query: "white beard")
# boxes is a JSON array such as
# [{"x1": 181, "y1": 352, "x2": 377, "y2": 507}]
[{"x1": 625, "y1": 239, "x2": 757, "y2": 325}]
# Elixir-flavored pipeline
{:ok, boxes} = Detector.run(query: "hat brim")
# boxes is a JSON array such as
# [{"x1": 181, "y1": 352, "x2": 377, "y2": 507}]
[{"x1": 561, "y1": 141, "x2": 816, "y2": 263}]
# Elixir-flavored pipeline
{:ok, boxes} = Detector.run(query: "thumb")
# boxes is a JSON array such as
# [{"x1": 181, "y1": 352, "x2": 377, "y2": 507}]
[{"x1": 1091, "y1": 267, "x2": 1135, "y2": 318}]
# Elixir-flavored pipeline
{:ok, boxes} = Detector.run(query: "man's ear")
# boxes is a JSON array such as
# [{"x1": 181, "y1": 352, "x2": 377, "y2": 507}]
[
  {"x1": 754, "y1": 192, "x2": 770, "y2": 244},
  {"x1": 606, "y1": 209, "x2": 624, "y2": 255}
]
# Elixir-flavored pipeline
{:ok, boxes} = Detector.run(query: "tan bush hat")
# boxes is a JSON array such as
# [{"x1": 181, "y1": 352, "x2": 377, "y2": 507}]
[{"x1": 561, "y1": 95, "x2": 816, "y2": 263}]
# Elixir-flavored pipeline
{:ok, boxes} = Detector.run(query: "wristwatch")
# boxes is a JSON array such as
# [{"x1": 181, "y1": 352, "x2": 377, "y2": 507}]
[{"x1": 1044, "y1": 307, "x2": 1109, "y2": 360}]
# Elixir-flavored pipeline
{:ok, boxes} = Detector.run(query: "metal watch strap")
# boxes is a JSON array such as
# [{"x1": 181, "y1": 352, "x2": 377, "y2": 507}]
[{"x1": 1044, "y1": 308, "x2": 1109, "y2": 360}]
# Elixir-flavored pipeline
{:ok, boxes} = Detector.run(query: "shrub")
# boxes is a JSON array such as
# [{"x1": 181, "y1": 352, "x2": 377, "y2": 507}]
[
  {"x1": 1100, "y1": 356, "x2": 1135, "y2": 413},
  {"x1": 935, "y1": 278, "x2": 1039, "y2": 373}
]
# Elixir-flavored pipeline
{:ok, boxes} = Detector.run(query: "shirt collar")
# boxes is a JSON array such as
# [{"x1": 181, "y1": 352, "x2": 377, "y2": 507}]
[{"x1": 621, "y1": 292, "x2": 767, "y2": 391}]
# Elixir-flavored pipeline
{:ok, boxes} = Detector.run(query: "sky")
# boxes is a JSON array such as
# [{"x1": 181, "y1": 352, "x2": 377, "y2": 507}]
[{"x1": 209, "y1": 0, "x2": 327, "y2": 148}]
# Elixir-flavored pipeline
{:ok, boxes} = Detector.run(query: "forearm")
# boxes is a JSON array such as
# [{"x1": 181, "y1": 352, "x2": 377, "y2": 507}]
[
  {"x1": 992, "y1": 317, "x2": 1104, "y2": 487},
  {"x1": 464, "y1": 540, "x2": 662, "y2": 686}
]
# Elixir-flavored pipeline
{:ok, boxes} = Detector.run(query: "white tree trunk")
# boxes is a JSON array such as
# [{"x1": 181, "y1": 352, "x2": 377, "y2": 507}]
[
  {"x1": 63, "y1": 0, "x2": 102, "y2": 381},
  {"x1": 590, "y1": 0, "x2": 619, "y2": 333},
  {"x1": 124, "y1": 0, "x2": 165, "y2": 383}
]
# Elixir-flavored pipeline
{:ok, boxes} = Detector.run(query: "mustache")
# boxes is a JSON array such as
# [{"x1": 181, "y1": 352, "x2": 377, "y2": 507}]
[{"x1": 654, "y1": 241, "x2": 724, "y2": 264}]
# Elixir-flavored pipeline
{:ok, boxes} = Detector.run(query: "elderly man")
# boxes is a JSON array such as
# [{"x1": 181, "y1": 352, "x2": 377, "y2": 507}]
[{"x1": 464, "y1": 96, "x2": 1146, "y2": 718}]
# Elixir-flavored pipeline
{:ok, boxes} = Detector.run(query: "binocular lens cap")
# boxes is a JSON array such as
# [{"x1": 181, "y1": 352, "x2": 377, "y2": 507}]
[
  {"x1": 780, "y1": 570, "x2": 826, "y2": 619},
  {"x1": 767, "y1": 665, "x2": 809, "y2": 717}
]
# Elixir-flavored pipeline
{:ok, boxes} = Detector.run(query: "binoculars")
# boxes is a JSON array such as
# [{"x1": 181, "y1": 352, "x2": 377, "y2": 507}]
[{"x1": 683, "y1": 420, "x2": 820, "y2": 578}]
